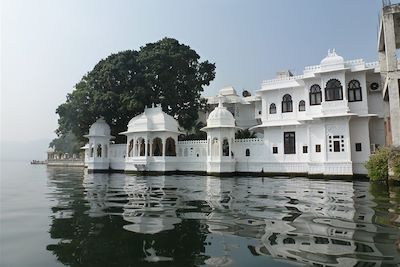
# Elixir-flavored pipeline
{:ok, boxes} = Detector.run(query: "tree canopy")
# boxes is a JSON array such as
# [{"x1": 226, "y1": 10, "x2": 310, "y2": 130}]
[
  {"x1": 54, "y1": 38, "x2": 215, "y2": 146},
  {"x1": 49, "y1": 131, "x2": 81, "y2": 155},
  {"x1": 235, "y1": 129, "x2": 257, "y2": 139}
]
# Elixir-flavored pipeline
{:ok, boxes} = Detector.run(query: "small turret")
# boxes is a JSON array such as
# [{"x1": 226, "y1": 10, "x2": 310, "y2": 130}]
[
  {"x1": 202, "y1": 97, "x2": 239, "y2": 174},
  {"x1": 84, "y1": 117, "x2": 114, "y2": 171}
]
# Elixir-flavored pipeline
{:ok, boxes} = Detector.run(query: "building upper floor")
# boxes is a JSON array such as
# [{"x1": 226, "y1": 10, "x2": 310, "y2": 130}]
[
  {"x1": 258, "y1": 50, "x2": 383, "y2": 126},
  {"x1": 207, "y1": 50, "x2": 385, "y2": 130}
]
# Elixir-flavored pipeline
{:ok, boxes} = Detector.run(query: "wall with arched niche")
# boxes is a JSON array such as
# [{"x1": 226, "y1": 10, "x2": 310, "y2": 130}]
[
  {"x1": 165, "y1": 137, "x2": 176, "y2": 156},
  {"x1": 152, "y1": 137, "x2": 163, "y2": 156}
]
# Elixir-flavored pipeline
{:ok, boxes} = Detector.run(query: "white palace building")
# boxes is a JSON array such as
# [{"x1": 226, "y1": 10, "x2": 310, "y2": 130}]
[{"x1": 83, "y1": 50, "x2": 385, "y2": 176}]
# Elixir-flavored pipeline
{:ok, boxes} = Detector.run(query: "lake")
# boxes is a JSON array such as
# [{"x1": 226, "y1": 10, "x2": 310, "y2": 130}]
[{"x1": 1, "y1": 161, "x2": 400, "y2": 267}]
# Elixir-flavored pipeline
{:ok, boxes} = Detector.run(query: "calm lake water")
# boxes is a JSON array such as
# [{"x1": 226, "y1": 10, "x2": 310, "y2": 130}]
[{"x1": 1, "y1": 161, "x2": 400, "y2": 267}]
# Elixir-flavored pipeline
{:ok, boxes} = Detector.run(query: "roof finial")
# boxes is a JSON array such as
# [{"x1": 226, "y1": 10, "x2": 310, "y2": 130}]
[{"x1": 217, "y1": 94, "x2": 224, "y2": 108}]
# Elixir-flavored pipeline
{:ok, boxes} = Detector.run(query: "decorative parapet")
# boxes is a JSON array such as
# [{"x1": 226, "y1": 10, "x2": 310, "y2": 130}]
[
  {"x1": 365, "y1": 61, "x2": 379, "y2": 68},
  {"x1": 234, "y1": 138, "x2": 264, "y2": 143},
  {"x1": 261, "y1": 75, "x2": 303, "y2": 85},
  {"x1": 304, "y1": 60, "x2": 379, "y2": 73},
  {"x1": 262, "y1": 60, "x2": 380, "y2": 89},
  {"x1": 178, "y1": 140, "x2": 207, "y2": 145},
  {"x1": 304, "y1": 64, "x2": 321, "y2": 71},
  {"x1": 345, "y1": 59, "x2": 364, "y2": 65}
]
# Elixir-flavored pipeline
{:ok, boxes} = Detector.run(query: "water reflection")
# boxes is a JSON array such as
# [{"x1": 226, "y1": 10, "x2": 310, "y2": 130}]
[{"x1": 46, "y1": 167, "x2": 400, "y2": 266}]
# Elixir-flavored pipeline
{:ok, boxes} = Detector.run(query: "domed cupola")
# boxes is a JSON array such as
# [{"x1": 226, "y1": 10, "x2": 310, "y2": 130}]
[
  {"x1": 87, "y1": 117, "x2": 112, "y2": 137},
  {"x1": 202, "y1": 97, "x2": 238, "y2": 174},
  {"x1": 203, "y1": 98, "x2": 236, "y2": 129},
  {"x1": 122, "y1": 104, "x2": 181, "y2": 134},
  {"x1": 84, "y1": 117, "x2": 113, "y2": 171},
  {"x1": 320, "y1": 49, "x2": 345, "y2": 71}
]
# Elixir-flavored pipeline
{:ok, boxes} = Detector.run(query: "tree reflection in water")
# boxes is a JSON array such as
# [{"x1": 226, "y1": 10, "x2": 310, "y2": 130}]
[{"x1": 46, "y1": 167, "x2": 400, "y2": 267}]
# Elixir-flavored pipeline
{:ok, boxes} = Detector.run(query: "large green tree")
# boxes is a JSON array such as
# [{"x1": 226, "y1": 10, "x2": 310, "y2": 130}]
[
  {"x1": 55, "y1": 38, "x2": 215, "y2": 144},
  {"x1": 49, "y1": 131, "x2": 81, "y2": 155},
  {"x1": 138, "y1": 38, "x2": 215, "y2": 130}
]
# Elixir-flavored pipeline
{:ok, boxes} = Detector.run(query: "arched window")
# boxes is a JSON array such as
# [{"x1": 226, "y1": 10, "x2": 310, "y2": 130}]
[
  {"x1": 128, "y1": 139, "x2": 134, "y2": 157},
  {"x1": 222, "y1": 138, "x2": 229, "y2": 156},
  {"x1": 269, "y1": 103, "x2": 277, "y2": 114},
  {"x1": 152, "y1": 138, "x2": 163, "y2": 156},
  {"x1": 348, "y1": 80, "x2": 362, "y2": 102},
  {"x1": 96, "y1": 144, "x2": 102, "y2": 157},
  {"x1": 165, "y1": 137, "x2": 176, "y2": 156},
  {"x1": 245, "y1": 148, "x2": 250, "y2": 157},
  {"x1": 90, "y1": 143, "x2": 94, "y2": 157},
  {"x1": 104, "y1": 145, "x2": 108, "y2": 158},
  {"x1": 134, "y1": 139, "x2": 139, "y2": 156},
  {"x1": 282, "y1": 94, "x2": 293, "y2": 113},
  {"x1": 139, "y1": 138, "x2": 145, "y2": 156},
  {"x1": 325, "y1": 79, "x2": 343, "y2": 101},
  {"x1": 298, "y1": 100, "x2": 306, "y2": 111},
  {"x1": 212, "y1": 138, "x2": 219, "y2": 157},
  {"x1": 309, "y1": 84, "x2": 322, "y2": 105}
]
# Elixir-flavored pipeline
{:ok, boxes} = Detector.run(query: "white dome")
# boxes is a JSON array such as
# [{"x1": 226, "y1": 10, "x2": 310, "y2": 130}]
[
  {"x1": 320, "y1": 49, "x2": 344, "y2": 66},
  {"x1": 204, "y1": 101, "x2": 236, "y2": 129},
  {"x1": 123, "y1": 104, "x2": 181, "y2": 134},
  {"x1": 87, "y1": 117, "x2": 111, "y2": 137}
]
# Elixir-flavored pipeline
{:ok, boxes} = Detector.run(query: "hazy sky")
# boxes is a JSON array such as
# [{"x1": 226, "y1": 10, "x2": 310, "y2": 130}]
[{"x1": 0, "y1": 0, "x2": 391, "y2": 156}]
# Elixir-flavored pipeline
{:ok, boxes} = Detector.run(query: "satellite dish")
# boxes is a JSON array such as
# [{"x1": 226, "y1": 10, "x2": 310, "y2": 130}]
[{"x1": 242, "y1": 90, "x2": 251, "y2": 97}]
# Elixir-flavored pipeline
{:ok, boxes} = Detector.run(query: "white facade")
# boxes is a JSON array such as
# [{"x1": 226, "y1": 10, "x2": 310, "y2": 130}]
[{"x1": 83, "y1": 50, "x2": 386, "y2": 176}]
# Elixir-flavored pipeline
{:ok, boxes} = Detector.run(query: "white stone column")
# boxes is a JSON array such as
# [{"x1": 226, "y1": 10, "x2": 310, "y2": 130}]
[
  {"x1": 162, "y1": 138, "x2": 166, "y2": 157},
  {"x1": 126, "y1": 138, "x2": 131, "y2": 158},
  {"x1": 383, "y1": 12, "x2": 400, "y2": 145},
  {"x1": 150, "y1": 140, "x2": 153, "y2": 156},
  {"x1": 144, "y1": 138, "x2": 148, "y2": 157}
]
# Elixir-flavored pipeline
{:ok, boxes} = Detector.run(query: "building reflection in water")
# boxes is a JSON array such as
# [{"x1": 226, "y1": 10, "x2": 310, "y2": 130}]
[
  {"x1": 46, "y1": 167, "x2": 208, "y2": 266},
  {"x1": 46, "y1": 166, "x2": 400, "y2": 266}
]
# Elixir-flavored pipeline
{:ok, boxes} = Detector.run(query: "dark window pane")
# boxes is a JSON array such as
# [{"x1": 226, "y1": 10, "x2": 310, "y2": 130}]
[
  {"x1": 282, "y1": 94, "x2": 293, "y2": 113},
  {"x1": 355, "y1": 242, "x2": 374, "y2": 252},
  {"x1": 348, "y1": 80, "x2": 362, "y2": 102},
  {"x1": 355, "y1": 143, "x2": 362, "y2": 151},
  {"x1": 269, "y1": 103, "x2": 276, "y2": 114},
  {"x1": 299, "y1": 100, "x2": 306, "y2": 111},
  {"x1": 331, "y1": 239, "x2": 351, "y2": 246},
  {"x1": 316, "y1": 144, "x2": 321, "y2": 152},
  {"x1": 325, "y1": 79, "x2": 343, "y2": 101},
  {"x1": 283, "y1": 238, "x2": 295, "y2": 244},
  {"x1": 273, "y1": 147, "x2": 278, "y2": 154},
  {"x1": 222, "y1": 139, "x2": 229, "y2": 156},
  {"x1": 303, "y1": 146, "x2": 308, "y2": 153},
  {"x1": 334, "y1": 141, "x2": 340, "y2": 152},
  {"x1": 314, "y1": 237, "x2": 329, "y2": 244},
  {"x1": 310, "y1": 84, "x2": 322, "y2": 105},
  {"x1": 284, "y1": 132, "x2": 296, "y2": 154}
]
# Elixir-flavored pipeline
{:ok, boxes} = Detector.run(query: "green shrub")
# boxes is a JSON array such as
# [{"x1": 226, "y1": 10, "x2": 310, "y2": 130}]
[
  {"x1": 365, "y1": 147, "x2": 391, "y2": 181},
  {"x1": 389, "y1": 147, "x2": 400, "y2": 180}
]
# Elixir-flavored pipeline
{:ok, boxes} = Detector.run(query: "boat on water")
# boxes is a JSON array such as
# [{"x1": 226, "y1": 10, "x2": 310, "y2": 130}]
[{"x1": 30, "y1": 160, "x2": 47, "y2": 165}]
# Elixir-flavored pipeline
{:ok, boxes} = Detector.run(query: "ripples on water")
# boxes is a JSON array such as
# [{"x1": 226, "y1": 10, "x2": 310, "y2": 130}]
[{"x1": 39, "y1": 167, "x2": 400, "y2": 266}]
